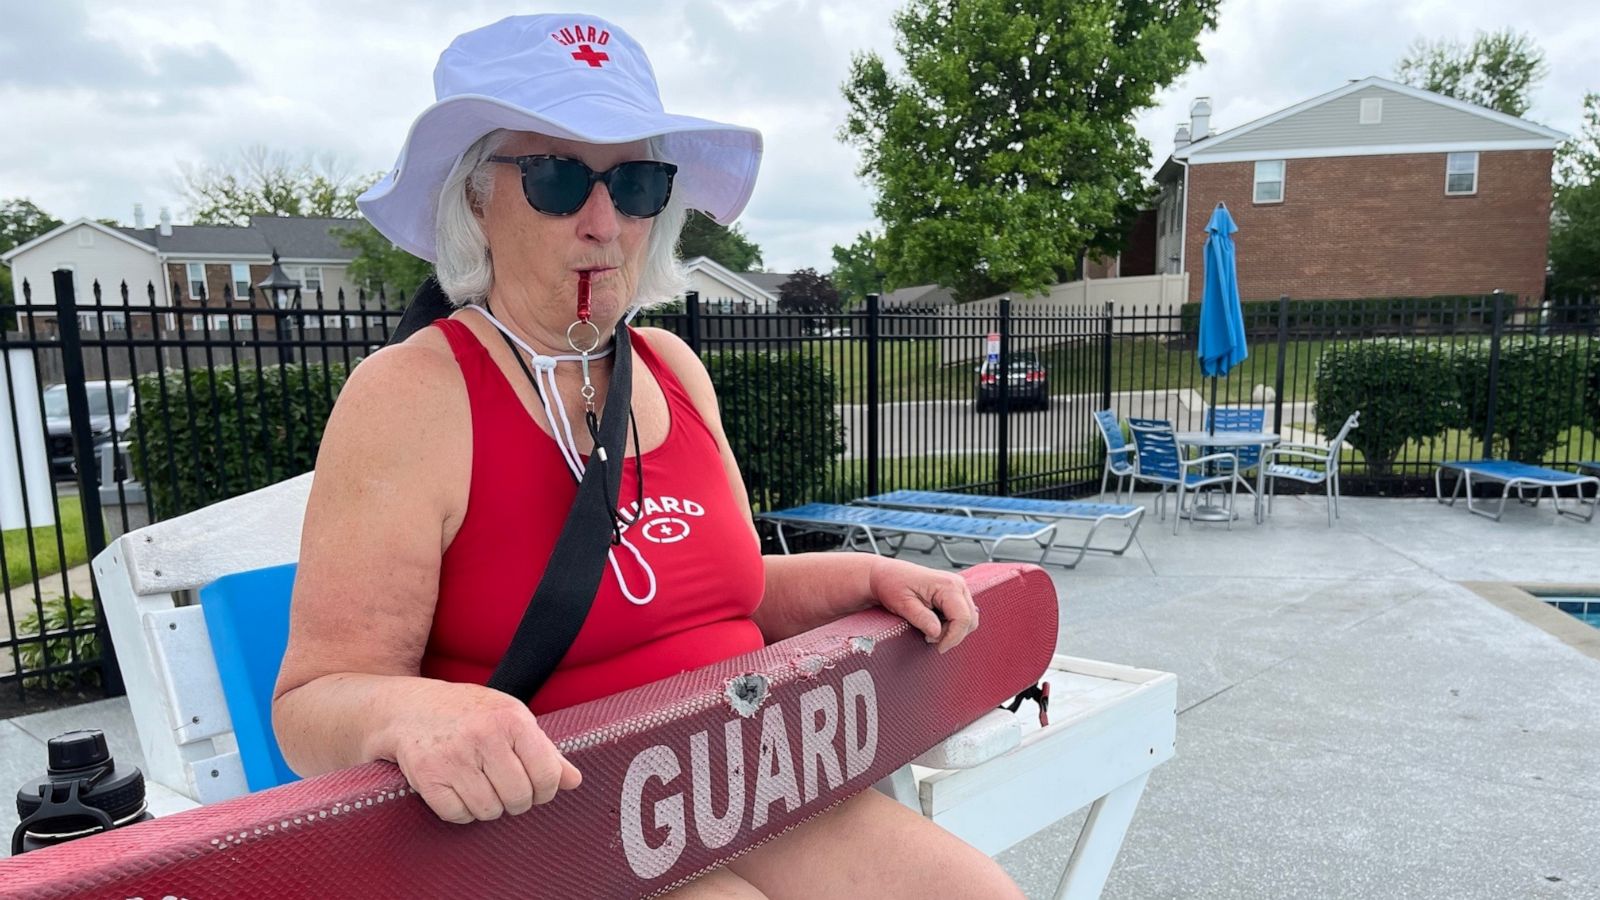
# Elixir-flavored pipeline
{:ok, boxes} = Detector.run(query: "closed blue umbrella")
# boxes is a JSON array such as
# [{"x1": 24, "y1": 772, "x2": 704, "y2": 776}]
[{"x1": 1197, "y1": 203, "x2": 1248, "y2": 434}]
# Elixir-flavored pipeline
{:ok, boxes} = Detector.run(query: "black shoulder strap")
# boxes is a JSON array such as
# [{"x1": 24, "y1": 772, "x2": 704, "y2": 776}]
[
  {"x1": 383, "y1": 277, "x2": 453, "y2": 347},
  {"x1": 383, "y1": 280, "x2": 634, "y2": 702},
  {"x1": 483, "y1": 321, "x2": 632, "y2": 702}
]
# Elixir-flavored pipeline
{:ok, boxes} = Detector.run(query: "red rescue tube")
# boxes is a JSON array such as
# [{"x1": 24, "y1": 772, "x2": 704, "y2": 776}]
[{"x1": 0, "y1": 563, "x2": 1057, "y2": 899}]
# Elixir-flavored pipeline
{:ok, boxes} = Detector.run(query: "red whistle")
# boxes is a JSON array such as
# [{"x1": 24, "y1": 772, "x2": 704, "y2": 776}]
[{"x1": 576, "y1": 270, "x2": 591, "y2": 323}]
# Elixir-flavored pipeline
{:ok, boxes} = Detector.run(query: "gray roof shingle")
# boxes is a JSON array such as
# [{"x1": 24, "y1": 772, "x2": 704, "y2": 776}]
[
  {"x1": 739, "y1": 271, "x2": 793, "y2": 295},
  {"x1": 248, "y1": 216, "x2": 362, "y2": 261},
  {"x1": 109, "y1": 217, "x2": 362, "y2": 261}
]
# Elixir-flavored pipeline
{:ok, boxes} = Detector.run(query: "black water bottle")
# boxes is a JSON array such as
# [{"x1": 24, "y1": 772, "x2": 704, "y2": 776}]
[{"x1": 12, "y1": 729, "x2": 152, "y2": 854}]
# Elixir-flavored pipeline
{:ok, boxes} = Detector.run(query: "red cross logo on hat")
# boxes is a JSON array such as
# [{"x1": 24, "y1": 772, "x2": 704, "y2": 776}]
[{"x1": 571, "y1": 44, "x2": 609, "y2": 67}]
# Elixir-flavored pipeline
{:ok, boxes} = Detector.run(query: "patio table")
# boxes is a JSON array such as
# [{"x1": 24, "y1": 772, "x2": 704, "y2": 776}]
[{"x1": 1175, "y1": 430, "x2": 1281, "y2": 523}]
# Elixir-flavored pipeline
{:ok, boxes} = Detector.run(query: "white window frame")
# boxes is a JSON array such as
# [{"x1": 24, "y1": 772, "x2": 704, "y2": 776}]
[
  {"x1": 231, "y1": 264, "x2": 252, "y2": 301},
  {"x1": 1446, "y1": 151, "x2": 1478, "y2": 196},
  {"x1": 1253, "y1": 160, "x2": 1285, "y2": 204},
  {"x1": 1359, "y1": 97, "x2": 1383, "y2": 125},
  {"x1": 234, "y1": 314, "x2": 255, "y2": 330},
  {"x1": 188, "y1": 314, "x2": 204, "y2": 331},
  {"x1": 103, "y1": 311, "x2": 126, "y2": 331},
  {"x1": 186, "y1": 263, "x2": 206, "y2": 300},
  {"x1": 209, "y1": 314, "x2": 229, "y2": 330}
]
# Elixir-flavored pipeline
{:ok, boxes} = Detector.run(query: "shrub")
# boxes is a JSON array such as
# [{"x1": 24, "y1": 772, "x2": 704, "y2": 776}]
[
  {"x1": 704, "y1": 351, "x2": 844, "y2": 512},
  {"x1": 1179, "y1": 294, "x2": 1499, "y2": 338},
  {"x1": 1313, "y1": 341, "x2": 1459, "y2": 475},
  {"x1": 17, "y1": 594, "x2": 101, "y2": 690},
  {"x1": 1585, "y1": 346, "x2": 1600, "y2": 430},
  {"x1": 128, "y1": 362, "x2": 351, "y2": 519},
  {"x1": 1454, "y1": 338, "x2": 1592, "y2": 462}
]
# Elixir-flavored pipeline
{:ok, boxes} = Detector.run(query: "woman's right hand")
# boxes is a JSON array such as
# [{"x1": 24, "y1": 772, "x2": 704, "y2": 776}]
[{"x1": 385, "y1": 680, "x2": 583, "y2": 824}]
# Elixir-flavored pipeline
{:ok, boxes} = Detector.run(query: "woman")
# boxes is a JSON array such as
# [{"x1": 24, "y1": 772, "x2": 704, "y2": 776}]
[{"x1": 272, "y1": 14, "x2": 1022, "y2": 899}]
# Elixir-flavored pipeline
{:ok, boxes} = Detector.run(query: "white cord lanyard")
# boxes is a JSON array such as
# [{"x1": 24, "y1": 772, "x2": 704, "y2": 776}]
[{"x1": 465, "y1": 304, "x2": 658, "y2": 606}]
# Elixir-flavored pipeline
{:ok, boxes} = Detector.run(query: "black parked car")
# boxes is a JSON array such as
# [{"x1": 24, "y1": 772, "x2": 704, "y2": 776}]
[
  {"x1": 42, "y1": 381, "x2": 136, "y2": 480},
  {"x1": 976, "y1": 351, "x2": 1049, "y2": 412}
]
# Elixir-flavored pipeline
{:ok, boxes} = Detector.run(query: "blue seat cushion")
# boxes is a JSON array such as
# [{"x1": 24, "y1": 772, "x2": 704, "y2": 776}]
[{"x1": 200, "y1": 562, "x2": 301, "y2": 793}]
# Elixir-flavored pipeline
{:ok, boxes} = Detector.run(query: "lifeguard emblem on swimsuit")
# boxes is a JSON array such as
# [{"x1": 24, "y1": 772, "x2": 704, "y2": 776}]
[
  {"x1": 621, "y1": 495, "x2": 705, "y2": 544},
  {"x1": 550, "y1": 24, "x2": 611, "y2": 68}
]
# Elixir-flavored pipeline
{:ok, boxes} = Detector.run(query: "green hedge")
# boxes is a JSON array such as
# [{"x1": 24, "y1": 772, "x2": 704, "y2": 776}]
[
  {"x1": 1313, "y1": 342, "x2": 1460, "y2": 475},
  {"x1": 129, "y1": 363, "x2": 350, "y2": 519},
  {"x1": 704, "y1": 351, "x2": 844, "y2": 511},
  {"x1": 1453, "y1": 338, "x2": 1594, "y2": 463},
  {"x1": 1180, "y1": 293, "x2": 1502, "y2": 336}
]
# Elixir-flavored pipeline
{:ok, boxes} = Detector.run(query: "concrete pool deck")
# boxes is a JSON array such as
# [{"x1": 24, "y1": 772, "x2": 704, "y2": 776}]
[{"x1": 3, "y1": 492, "x2": 1597, "y2": 898}]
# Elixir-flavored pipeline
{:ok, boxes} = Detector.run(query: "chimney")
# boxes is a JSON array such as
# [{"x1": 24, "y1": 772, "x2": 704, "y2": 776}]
[
  {"x1": 158, "y1": 207, "x2": 173, "y2": 238},
  {"x1": 133, "y1": 204, "x2": 145, "y2": 229},
  {"x1": 1175, "y1": 123, "x2": 1191, "y2": 150},
  {"x1": 1189, "y1": 97, "x2": 1212, "y2": 142}
]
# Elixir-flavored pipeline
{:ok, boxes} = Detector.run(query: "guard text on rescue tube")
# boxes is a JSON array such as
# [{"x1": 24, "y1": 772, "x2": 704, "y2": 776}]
[{"x1": 619, "y1": 668, "x2": 880, "y2": 879}]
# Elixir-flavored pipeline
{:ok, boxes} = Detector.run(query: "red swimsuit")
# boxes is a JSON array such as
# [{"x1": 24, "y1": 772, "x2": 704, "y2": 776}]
[{"x1": 419, "y1": 318, "x2": 766, "y2": 714}]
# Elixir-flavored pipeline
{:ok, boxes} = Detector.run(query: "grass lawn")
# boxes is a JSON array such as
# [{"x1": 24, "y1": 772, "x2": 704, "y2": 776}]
[
  {"x1": 1285, "y1": 423, "x2": 1600, "y2": 477},
  {"x1": 3, "y1": 498, "x2": 91, "y2": 588}
]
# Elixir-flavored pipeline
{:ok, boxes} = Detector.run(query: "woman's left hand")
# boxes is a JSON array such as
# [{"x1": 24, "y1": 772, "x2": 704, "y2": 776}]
[{"x1": 867, "y1": 558, "x2": 979, "y2": 654}]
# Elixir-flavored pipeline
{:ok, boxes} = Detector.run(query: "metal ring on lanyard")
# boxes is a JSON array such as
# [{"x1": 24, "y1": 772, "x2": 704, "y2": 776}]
[{"x1": 565, "y1": 319, "x2": 602, "y2": 355}]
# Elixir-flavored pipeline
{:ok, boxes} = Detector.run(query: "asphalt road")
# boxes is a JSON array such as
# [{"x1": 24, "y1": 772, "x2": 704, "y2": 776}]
[{"x1": 835, "y1": 394, "x2": 1094, "y2": 460}]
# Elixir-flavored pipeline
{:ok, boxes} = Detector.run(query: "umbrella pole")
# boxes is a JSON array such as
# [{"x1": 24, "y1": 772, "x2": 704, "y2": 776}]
[{"x1": 1208, "y1": 374, "x2": 1218, "y2": 436}]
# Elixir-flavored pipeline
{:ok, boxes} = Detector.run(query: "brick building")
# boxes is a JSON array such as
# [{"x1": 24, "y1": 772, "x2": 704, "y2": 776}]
[
  {"x1": 1145, "y1": 77, "x2": 1565, "y2": 304},
  {"x1": 2, "y1": 213, "x2": 368, "y2": 336}
]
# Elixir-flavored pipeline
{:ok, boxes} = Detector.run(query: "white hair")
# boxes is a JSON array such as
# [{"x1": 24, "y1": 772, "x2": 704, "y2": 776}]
[{"x1": 433, "y1": 130, "x2": 690, "y2": 310}]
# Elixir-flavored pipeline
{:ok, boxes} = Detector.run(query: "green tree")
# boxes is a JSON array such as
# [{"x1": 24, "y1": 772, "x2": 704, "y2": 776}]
[
  {"x1": 777, "y1": 268, "x2": 842, "y2": 312},
  {"x1": 1550, "y1": 93, "x2": 1600, "y2": 296},
  {"x1": 677, "y1": 211, "x2": 763, "y2": 271},
  {"x1": 177, "y1": 145, "x2": 376, "y2": 226},
  {"x1": 840, "y1": 0, "x2": 1217, "y2": 302},
  {"x1": 334, "y1": 221, "x2": 434, "y2": 306},
  {"x1": 830, "y1": 230, "x2": 888, "y2": 307},
  {"x1": 1, "y1": 198, "x2": 64, "y2": 326},
  {"x1": 1395, "y1": 29, "x2": 1547, "y2": 117}
]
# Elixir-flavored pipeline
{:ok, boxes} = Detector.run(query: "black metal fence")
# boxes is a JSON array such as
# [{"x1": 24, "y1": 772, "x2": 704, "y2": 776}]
[{"x1": 2, "y1": 272, "x2": 1597, "y2": 699}]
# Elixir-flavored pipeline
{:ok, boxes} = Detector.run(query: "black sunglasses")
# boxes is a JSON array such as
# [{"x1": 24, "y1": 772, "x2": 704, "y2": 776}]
[{"x1": 487, "y1": 155, "x2": 678, "y2": 219}]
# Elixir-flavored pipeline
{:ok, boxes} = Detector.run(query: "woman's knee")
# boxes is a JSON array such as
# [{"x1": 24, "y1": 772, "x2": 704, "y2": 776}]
[{"x1": 659, "y1": 866, "x2": 767, "y2": 899}]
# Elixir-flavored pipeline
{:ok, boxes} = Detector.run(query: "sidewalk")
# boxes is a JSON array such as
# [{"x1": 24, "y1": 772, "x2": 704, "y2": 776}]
[{"x1": 3, "y1": 495, "x2": 1598, "y2": 898}]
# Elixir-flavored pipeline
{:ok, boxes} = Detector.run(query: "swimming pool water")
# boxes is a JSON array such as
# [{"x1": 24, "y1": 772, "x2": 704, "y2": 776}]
[{"x1": 1540, "y1": 596, "x2": 1600, "y2": 629}]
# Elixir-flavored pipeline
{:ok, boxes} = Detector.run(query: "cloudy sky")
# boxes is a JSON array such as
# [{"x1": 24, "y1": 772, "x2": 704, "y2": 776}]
[{"x1": 2, "y1": 0, "x2": 1595, "y2": 272}]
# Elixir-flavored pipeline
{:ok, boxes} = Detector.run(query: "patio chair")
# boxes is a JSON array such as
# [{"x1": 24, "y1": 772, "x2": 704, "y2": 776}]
[
  {"x1": 1434, "y1": 460, "x2": 1599, "y2": 522},
  {"x1": 855, "y1": 489, "x2": 1145, "y2": 568},
  {"x1": 1092, "y1": 409, "x2": 1135, "y2": 503},
  {"x1": 86, "y1": 474, "x2": 1177, "y2": 899},
  {"x1": 1202, "y1": 406, "x2": 1267, "y2": 499},
  {"x1": 1261, "y1": 411, "x2": 1359, "y2": 526},
  {"x1": 1127, "y1": 417, "x2": 1240, "y2": 534}
]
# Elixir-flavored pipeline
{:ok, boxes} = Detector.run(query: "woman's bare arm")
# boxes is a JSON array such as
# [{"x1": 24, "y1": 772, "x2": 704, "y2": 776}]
[{"x1": 270, "y1": 336, "x2": 471, "y2": 774}]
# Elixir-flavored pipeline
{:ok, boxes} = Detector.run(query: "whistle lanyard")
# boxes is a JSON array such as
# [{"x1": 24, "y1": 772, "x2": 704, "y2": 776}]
[{"x1": 465, "y1": 302, "x2": 658, "y2": 606}]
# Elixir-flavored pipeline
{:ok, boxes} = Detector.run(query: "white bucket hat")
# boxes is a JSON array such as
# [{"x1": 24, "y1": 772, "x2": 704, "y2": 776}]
[{"x1": 358, "y1": 13, "x2": 763, "y2": 263}]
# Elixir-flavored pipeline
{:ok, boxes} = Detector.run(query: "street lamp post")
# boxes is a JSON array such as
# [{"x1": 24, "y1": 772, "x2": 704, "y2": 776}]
[{"x1": 255, "y1": 250, "x2": 300, "y2": 364}]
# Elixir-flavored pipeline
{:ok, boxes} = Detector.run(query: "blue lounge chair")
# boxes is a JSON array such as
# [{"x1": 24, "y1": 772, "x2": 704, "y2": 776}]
[
  {"x1": 758, "y1": 503, "x2": 1059, "y2": 566},
  {"x1": 1435, "y1": 460, "x2": 1599, "y2": 522},
  {"x1": 1092, "y1": 409, "x2": 1135, "y2": 503},
  {"x1": 855, "y1": 489, "x2": 1144, "y2": 568},
  {"x1": 1127, "y1": 418, "x2": 1239, "y2": 534}
]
